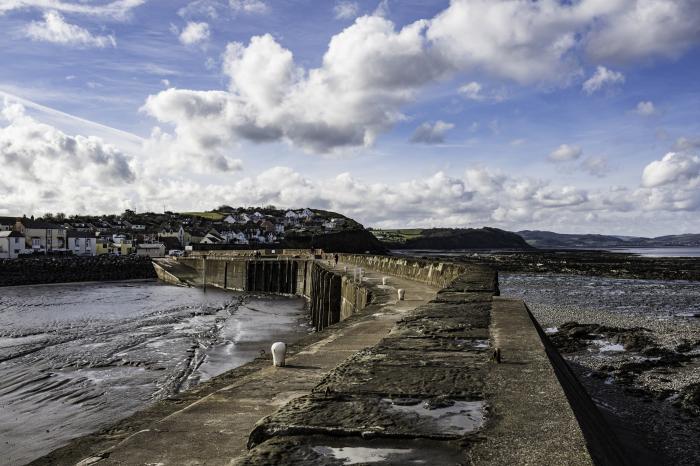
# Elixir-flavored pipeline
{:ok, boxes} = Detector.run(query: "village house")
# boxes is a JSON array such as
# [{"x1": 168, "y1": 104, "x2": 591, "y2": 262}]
[
  {"x1": 97, "y1": 234, "x2": 135, "y2": 255},
  {"x1": 299, "y1": 208, "x2": 314, "y2": 219},
  {"x1": 0, "y1": 216, "x2": 17, "y2": 231},
  {"x1": 200, "y1": 230, "x2": 225, "y2": 244},
  {"x1": 222, "y1": 214, "x2": 238, "y2": 224},
  {"x1": 259, "y1": 220, "x2": 276, "y2": 233},
  {"x1": 178, "y1": 226, "x2": 206, "y2": 246},
  {"x1": 0, "y1": 231, "x2": 26, "y2": 259},
  {"x1": 323, "y1": 218, "x2": 346, "y2": 230},
  {"x1": 220, "y1": 230, "x2": 248, "y2": 244},
  {"x1": 14, "y1": 218, "x2": 68, "y2": 252},
  {"x1": 67, "y1": 230, "x2": 97, "y2": 256}
]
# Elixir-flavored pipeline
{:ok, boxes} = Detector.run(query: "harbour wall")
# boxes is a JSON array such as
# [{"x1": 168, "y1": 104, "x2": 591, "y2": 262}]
[
  {"x1": 154, "y1": 257, "x2": 374, "y2": 331},
  {"x1": 155, "y1": 255, "x2": 469, "y2": 332},
  {"x1": 151, "y1": 254, "x2": 628, "y2": 464},
  {"x1": 0, "y1": 255, "x2": 156, "y2": 287}
]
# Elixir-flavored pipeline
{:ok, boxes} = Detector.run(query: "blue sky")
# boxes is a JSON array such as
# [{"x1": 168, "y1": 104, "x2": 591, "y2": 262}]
[{"x1": 1, "y1": 0, "x2": 700, "y2": 235}]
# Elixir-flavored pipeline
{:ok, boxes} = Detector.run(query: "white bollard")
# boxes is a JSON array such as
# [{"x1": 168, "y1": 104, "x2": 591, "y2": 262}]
[
  {"x1": 344, "y1": 266, "x2": 348, "y2": 273},
  {"x1": 382, "y1": 277, "x2": 388, "y2": 286},
  {"x1": 353, "y1": 268, "x2": 358, "y2": 281},
  {"x1": 358, "y1": 268, "x2": 363, "y2": 282},
  {"x1": 271, "y1": 342, "x2": 287, "y2": 367},
  {"x1": 398, "y1": 289, "x2": 405, "y2": 301}
]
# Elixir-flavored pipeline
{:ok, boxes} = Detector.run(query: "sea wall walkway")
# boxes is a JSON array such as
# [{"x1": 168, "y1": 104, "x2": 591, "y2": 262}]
[{"x1": 34, "y1": 254, "x2": 625, "y2": 465}]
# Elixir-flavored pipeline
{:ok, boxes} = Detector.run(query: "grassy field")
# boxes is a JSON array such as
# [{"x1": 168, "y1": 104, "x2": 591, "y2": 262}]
[
  {"x1": 371, "y1": 229, "x2": 424, "y2": 243},
  {"x1": 181, "y1": 211, "x2": 225, "y2": 221}
]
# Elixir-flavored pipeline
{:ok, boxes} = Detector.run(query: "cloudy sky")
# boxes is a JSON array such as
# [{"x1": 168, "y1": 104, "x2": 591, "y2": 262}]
[{"x1": 1, "y1": 0, "x2": 699, "y2": 235}]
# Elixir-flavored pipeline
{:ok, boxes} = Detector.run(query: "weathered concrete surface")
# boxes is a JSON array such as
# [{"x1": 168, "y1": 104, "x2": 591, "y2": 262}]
[
  {"x1": 237, "y1": 266, "x2": 498, "y2": 465},
  {"x1": 37, "y1": 262, "x2": 438, "y2": 465},
  {"x1": 337, "y1": 254, "x2": 467, "y2": 288},
  {"x1": 469, "y1": 298, "x2": 594, "y2": 465}
]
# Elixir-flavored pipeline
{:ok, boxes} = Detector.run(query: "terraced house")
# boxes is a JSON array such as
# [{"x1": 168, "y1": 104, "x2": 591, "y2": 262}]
[{"x1": 13, "y1": 218, "x2": 68, "y2": 252}]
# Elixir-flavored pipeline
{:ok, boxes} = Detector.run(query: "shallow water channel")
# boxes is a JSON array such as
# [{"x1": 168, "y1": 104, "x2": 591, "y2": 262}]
[{"x1": 0, "y1": 280, "x2": 310, "y2": 465}]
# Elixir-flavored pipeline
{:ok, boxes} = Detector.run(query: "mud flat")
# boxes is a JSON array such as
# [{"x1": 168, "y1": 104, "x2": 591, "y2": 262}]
[
  {"x1": 0, "y1": 282, "x2": 310, "y2": 465},
  {"x1": 501, "y1": 273, "x2": 700, "y2": 465}
]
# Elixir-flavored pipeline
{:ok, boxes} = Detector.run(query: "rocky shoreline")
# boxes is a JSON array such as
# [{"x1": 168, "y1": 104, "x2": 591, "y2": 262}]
[
  {"x1": 0, "y1": 255, "x2": 157, "y2": 287},
  {"x1": 452, "y1": 249, "x2": 700, "y2": 281},
  {"x1": 501, "y1": 273, "x2": 700, "y2": 465}
]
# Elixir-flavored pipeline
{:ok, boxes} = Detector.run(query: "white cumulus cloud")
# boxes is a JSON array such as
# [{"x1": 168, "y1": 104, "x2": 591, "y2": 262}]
[
  {"x1": 139, "y1": 1, "x2": 700, "y2": 155},
  {"x1": 582, "y1": 66, "x2": 625, "y2": 94},
  {"x1": 586, "y1": 0, "x2": 700, "y2": 63},
  {"x1": 25, "y1": 11, "x2": 116, "y2": 47},
  {"x1": 179, "y1": 21, "x2": 210, "y2": 45},
  {"x1": 548, "y1": 144, "x2": 583, "y2": 162},
  {"x1": 642, "y1": 152, "x2": 700, "y2": 188}
]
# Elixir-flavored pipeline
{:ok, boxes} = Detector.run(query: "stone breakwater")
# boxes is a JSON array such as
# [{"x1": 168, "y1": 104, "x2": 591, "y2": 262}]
[
  {"x1": 432, "y1": 250, "x2": 700, "y2": 281},
  {"x1": 0, "y1": 255, "x2": 157, "y2": 287},
  {"x1": 237, "y1": 266, "x2": 622, "y2": 465},
  {"x1": 33, "y1": 255, "x2": 629, "y2": 465}
]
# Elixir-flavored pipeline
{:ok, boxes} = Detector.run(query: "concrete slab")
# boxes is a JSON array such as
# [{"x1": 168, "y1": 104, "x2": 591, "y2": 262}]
[{"x1": 470, "y1": 297, "x2": 594, "y2": 466}]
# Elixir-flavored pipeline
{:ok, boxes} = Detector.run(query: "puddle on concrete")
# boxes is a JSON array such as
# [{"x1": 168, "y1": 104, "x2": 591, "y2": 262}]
[
  {"x1": 383, "y1": 398, "x2": 486, "y2": 436},
  {"x1": 454, "y1": 338, "x2": 489, "y2": 350},
  {"x1": 306, "y1": 436, "x2": 467, "y2": 465},
  {"x1": 313, "y1": 446, "x2": 413, "y2": 464}
]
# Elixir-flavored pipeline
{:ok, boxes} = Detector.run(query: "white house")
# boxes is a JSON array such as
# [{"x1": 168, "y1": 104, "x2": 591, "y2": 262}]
[
  {"x1": 112, "y1": 234, "x2": 128, "y2": 244},
  {"x1": 299, "y1": 208, "x2": 314, "y2": 219},
  {"x1": 223, "y1": 214, "x2": 237, "y2": 224},
  {"x1": 323, "y1": 218, "x2": 345, "y2": 230},
  {"x1": 221, "y1": 230, "x2": 248, "y2": 244},
  {"x1": 284, "y1": 210, "x2": 299, "y2": 219},
  {"x1": 200, "y1": 231, "x2": 225, "y2": 244},
  {"x1": 67, "y1": 230, "x2": 97, "y2": 256},
  {"x1": 0, "y1": 231, "x2": 26, "y2": 259}
]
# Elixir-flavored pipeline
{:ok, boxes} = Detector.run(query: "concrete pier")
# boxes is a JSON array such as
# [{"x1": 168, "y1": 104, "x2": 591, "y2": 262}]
[{"x1": 34, "y1": 254, "x2": 626, "y2": 465}]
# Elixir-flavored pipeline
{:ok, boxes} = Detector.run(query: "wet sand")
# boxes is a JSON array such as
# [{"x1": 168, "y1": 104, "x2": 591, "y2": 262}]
[{"x1": 0, "y1": 281, "x2": 310, "y2": 465}]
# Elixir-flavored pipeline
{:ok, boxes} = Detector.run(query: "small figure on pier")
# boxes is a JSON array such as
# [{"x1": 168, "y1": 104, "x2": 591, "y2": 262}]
[
  {"x1": 334, "y1": 253, "x2": 339, "y2": 266},
  {"x1": 492, "y1": 347, "x2": 502, "y2": 364}
]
